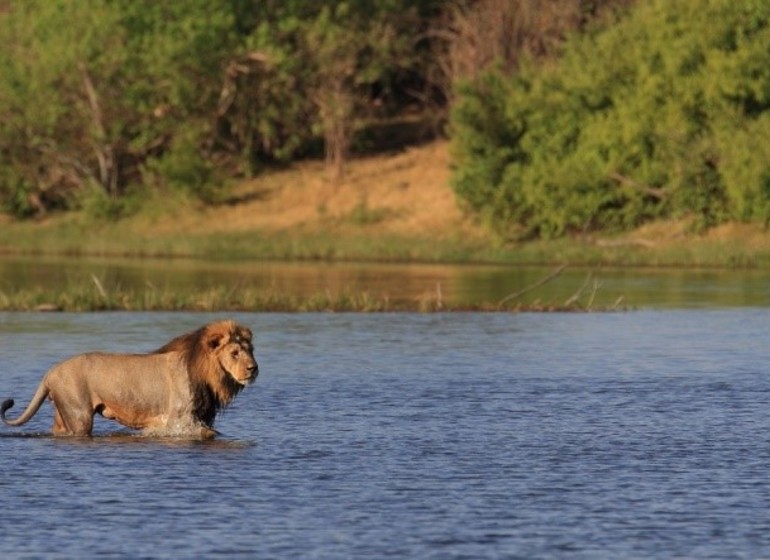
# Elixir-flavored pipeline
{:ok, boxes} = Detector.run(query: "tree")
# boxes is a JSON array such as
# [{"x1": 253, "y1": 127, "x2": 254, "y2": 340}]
[
  {"x1": 0, "y1": 0, "x2": 237, "y2": 216},
  {"x1": 428, "y1": 0, "x2": 632, "y2": 106},
  {"x1": 224, "y1": 1, "x2": 421, "y2": 183}
]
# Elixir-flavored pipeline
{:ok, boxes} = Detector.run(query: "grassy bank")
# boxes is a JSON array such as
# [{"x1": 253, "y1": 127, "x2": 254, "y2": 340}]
[
  {"x1": 3, "y1": 142, "x2": 770, "y2": 269},
  {"x1": 0, "y1": 219, "x2": 486, "y2": 263},
  {"x1": 4, "y1": 213, "x2": 770, "y2": 269}
]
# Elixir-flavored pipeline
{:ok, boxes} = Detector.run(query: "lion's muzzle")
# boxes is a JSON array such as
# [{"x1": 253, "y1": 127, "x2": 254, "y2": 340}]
[{"x1": 237, "y1": 362, "x2": 259, "y2": 385}]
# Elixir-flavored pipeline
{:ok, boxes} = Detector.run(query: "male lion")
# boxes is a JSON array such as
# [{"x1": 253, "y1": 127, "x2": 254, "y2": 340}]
[{"x1": 1, "y1": 320, "x2": 258, "y2": 439}]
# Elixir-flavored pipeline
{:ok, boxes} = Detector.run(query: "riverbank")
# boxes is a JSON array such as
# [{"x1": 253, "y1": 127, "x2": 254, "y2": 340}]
[{"x1": 2, "y1": 141, "x2": 770, "y2": 268}]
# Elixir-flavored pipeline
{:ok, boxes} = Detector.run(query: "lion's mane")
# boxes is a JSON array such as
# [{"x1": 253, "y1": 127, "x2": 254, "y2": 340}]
[{"x1": 154, "y1": 320, "x2": 254, "y2": 427}]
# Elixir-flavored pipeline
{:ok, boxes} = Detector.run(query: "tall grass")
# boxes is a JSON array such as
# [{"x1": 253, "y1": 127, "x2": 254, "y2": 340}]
[
  {"x1": 3, "y1": 207, "x2": 770, "y2": 270},
  {"x1": 0, "y1": 281, "x2": 617, "y2": 313},
  {"x1": 0, "y1": 219, "x2": 485, "y2": 263},
  {"x1": 4, "y1": 218, "x2": 770, "y2": 268}
]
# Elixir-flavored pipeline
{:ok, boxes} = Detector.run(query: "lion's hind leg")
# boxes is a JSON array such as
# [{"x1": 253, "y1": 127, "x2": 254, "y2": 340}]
[
  {"x1": 52, "y1": 409, "x2": 67, "y2": 435},
  {"x1": 51, "y1": 403, "x2": 94, "y2": 437}
]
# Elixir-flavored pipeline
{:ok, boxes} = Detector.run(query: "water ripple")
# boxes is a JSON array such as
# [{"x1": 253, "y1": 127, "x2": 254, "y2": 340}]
[{"x1": 2, "y1": 311, "x2": 770, "y2": 557}]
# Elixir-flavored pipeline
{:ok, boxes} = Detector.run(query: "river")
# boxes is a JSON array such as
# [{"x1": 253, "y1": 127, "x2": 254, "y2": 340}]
[{"x1": 1, "y1": 310, "x2": 770, "y2": 557}]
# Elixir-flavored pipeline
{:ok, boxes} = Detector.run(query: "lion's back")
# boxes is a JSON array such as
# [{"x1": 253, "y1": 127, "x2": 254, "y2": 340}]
[{"x1": 48, "y1": 351, "x2": 191, "y2": 410}]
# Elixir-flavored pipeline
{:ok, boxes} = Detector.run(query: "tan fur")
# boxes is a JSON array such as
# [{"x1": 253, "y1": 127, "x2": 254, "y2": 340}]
[{"x1": 1, "y1": 321, "x2": 258, "y2": 439}]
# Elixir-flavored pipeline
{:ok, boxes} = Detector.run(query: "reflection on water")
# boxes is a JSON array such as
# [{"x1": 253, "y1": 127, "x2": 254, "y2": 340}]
[
  {"x1": 1, "y1": 255, "x2": 770, "y2": 308},
  {"x1": 0, "y1": 431, "x2": 254, "y2": 449}
]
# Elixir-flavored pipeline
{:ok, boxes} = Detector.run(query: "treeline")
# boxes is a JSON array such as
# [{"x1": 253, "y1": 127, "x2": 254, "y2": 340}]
[
  {"x1": 452, "y1": 0, "x2": 770, "y2": 239},
  {"x1": 0, "y1": 0, "x2": 424, "y2": 217},
  {"x1": 0, "y1": 0, "x2": 628, "y2": 220}
]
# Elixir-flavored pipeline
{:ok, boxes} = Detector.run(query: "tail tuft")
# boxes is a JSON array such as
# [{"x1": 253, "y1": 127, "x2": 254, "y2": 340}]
[{"x1": 1, "y1": 398, "x2": 15, "y2": 420}]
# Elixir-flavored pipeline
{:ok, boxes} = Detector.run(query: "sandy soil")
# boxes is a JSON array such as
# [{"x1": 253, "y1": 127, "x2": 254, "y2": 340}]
[{"x1": 142, "y1": 140, "x2": 483, "y2": 240}]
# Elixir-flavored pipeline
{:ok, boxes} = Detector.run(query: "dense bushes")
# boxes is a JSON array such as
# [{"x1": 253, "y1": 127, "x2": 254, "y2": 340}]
[
  {"x1": 0, "y1": 1, "x2": 238, "y2": 216},
  {"x1": 0, "y1": 0, "x2": 434, "y2": 217},
  {"x1": 4, "y1": 0, "x2": 767, "y2": 238},
  {"x1": 451, "y1": 0, "x2": 770, "y2": 239}
]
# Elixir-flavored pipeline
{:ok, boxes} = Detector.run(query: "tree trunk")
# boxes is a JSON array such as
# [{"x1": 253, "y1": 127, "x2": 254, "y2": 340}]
[
  {"x1": 80, "y1": 63, "x2": 118, "y2": 197},
  {"x1": 318, "y1": 79, "x2": 353, "y2": 186}
]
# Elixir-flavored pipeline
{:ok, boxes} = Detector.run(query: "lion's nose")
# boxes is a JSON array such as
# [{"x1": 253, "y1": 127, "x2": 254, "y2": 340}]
[{"x1": 249, "y1": 363, "x2": 259, "y2": 377}]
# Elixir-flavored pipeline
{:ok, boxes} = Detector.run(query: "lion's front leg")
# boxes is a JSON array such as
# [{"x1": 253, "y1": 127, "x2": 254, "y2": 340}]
[{"x1": 200, "y1": 425, "x2": 219, "y2": 439}]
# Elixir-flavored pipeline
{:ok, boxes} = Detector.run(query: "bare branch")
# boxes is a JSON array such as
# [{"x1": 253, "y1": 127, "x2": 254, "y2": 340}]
[
  {"x1": 79, "y1": 62, "x2": 117, "y2": 196},
  {"x1": 497, "y1": 264, "x2": 567, "y2": 309},
  {"x1": 609, "y1": 172, "x2": 667, "y2": 200}
]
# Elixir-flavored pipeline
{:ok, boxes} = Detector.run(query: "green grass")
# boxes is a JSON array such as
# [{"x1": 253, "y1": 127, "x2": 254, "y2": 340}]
[
  {"x1": 0, "y1": 279, "x2": 621, "y2": 313},
  {"x1": 3, "y1": 210, "x2": 770, "y2": 270},
  {"x1": 0, "y1": 218, "x2": 485, "y2": 262}
]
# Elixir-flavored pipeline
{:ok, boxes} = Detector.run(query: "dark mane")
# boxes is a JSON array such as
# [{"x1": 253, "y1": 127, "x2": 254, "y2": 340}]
[{"x1": 154, "y1": 321, "x2": 250, "y2": 427}]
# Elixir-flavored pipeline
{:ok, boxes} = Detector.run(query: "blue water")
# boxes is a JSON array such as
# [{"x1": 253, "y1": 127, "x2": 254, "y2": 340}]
[{"x1": 1, "y1": 310, "x2": 770, "y2": 558}]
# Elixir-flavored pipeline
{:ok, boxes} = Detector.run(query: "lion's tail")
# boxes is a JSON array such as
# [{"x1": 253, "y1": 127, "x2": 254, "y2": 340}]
[{"x1": 1, "y1": 381, "x2": 49, "y2": 427}]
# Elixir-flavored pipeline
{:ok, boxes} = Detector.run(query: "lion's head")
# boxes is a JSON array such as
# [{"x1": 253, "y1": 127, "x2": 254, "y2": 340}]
[
  {"x1": 155, "y1": 320, "x2": 258, "y2": 426},
  {"x1": 205, "y1": 322, "x2": 258, "y2": 386}
]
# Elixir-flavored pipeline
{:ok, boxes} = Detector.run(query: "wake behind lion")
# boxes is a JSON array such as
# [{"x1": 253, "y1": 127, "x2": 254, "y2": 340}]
[{"x1": 1, "y1": 320, "x2": 258, "y2": 439}]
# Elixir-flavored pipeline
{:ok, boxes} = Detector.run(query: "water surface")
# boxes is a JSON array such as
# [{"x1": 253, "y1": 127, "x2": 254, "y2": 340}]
[{"x1": 1, "y1": 311, "x2": 770, "y2": 557}]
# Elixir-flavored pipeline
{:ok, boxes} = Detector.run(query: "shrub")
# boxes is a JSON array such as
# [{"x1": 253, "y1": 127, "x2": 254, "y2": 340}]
[
  {"x1": 142, "y1": 124, "x2": 222, "y2": 204},
  {"x1": 451, "y1": 0, "x2": 770, "y2": 238}
]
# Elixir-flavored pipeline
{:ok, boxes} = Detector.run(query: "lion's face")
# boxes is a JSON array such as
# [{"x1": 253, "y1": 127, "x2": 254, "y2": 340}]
[{"x1": 211, "y1": 328, "x2": 258, "y2": 386}]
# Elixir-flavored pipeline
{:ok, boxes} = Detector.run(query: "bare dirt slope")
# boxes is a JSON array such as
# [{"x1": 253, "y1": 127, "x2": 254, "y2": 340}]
[{"x1": 145, "y1": 140, "x2": 483, "y2": 240}]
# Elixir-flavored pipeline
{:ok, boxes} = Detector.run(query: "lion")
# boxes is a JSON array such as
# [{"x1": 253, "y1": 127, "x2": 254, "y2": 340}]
[{"x1": 1, "y1": 320, "x2": 258, "y2": 439}]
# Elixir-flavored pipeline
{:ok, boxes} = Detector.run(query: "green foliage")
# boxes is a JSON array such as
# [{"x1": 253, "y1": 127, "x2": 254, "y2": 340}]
[
  {"x1": 0, "y1": 0, "x2": 431, "y2": 216},
  {"x1": 224, "y1": 1, "x2": 421, "y2": 178},
  {"x1": 451, "y1": 0, "x2": 770, "y2": 238},
  {"x1": 0, "y1": 172, "x2": 37, "y2": 218},
  {"x1": 76, "y1": 182, "x2": 142, "y2": 221},
  {"x1": 0, "y1": 0, "x2": 237, "y2": 216},
  {"x1": 143, "y1": 124, "x2": 221, "y2": 204}
]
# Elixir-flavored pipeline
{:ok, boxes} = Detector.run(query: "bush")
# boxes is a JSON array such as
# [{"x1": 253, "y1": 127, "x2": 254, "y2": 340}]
[
  {"x1": 451, "y1": 0, "x2": 770, "y2": 238},
  {"x1": 0, "y1": 0, "x2": 433, "y2": 216},
  {"x1": 0, "y1": 0, "x2": 237, "y2": 216},
  {"x1": 77, "y1": 183, "x2": 138, "y2": 222},
  {"x1": 142, "y1": 124, "x2": 222, "y2": 204}
]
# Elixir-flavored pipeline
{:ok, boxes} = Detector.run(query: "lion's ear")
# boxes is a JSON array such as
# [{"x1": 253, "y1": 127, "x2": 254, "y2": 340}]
[{"x1": 206, "y1": 332, "x2": 225, "y2": 350}]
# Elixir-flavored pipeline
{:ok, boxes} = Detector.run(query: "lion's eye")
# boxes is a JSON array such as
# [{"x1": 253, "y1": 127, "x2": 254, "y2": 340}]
[{"x1": 231, "y1": 349, "x2": 239, "y2": 358}]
